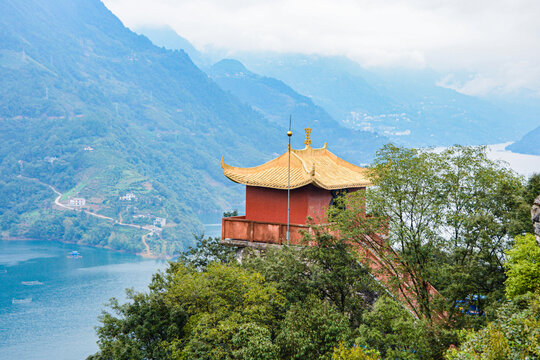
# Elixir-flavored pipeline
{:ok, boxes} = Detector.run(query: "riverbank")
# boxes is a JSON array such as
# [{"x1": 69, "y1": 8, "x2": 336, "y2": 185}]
[
  {"x1": 0, "y1": 235, "x2": 172, "y2": 260},
  {"x1": 15, "y1": 175, "x2": 167, "y2": 258},
  {"x1": 488, "y1": 142, "x2": 540, "y2": 177}
]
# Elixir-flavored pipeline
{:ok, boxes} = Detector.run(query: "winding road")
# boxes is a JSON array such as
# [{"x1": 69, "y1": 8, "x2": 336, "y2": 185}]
[{"x1": 19, "y1": 175, "x2": 157, "y2": 257}]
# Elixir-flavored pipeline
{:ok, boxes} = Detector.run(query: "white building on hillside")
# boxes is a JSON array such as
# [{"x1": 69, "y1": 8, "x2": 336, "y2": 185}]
[
  {"x1": 69, "y1": 198, "x2": 86, "y2": 207},
  {"x1": 119, "y1": 193, "x2": 137, "y2": 201},
  {"x1": 153, "y1": 217, "x2": 166, "y2": 227}
]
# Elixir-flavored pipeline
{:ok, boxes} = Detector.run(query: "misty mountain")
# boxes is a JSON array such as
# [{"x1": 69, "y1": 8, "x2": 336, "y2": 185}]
[
  {"x1": 507, "y1": 125, "x2": 540, "y2": 155},
  {"x1": 133, "y1": 25, "x2": 207, "y2": 67},
  {"x1": 234, "y1": 53, "x2": 540, "y2": 147},
  {"x1": 137, "y1": 25, "x2": 540, "y2": 147},
  {"x1": 209, "y1": 59, "x2": 387, "y2": 161}
]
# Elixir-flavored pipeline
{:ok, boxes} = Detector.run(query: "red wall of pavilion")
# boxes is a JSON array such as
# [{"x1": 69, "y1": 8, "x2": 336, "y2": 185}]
[{"x1": 245, "y1": 184, "x2": 333, "y2": 224}]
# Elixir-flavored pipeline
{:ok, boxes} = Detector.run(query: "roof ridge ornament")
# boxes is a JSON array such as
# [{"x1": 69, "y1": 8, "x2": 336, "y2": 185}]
[{"x1": 304, "y1": 128, "x2": 312, "y2": 147}]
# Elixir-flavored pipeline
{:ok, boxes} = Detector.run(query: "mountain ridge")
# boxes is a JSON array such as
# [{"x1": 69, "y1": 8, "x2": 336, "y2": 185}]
[
  {"x1": 507, "y1": 125, "x2": 540, "y2": 155},
  {"x1": 209, "y1": 58, "x2": 387, "y2": 160},
  {"x1": 234, "y1": 53, "x2": 536, "y2": 146},
  {"x1": 0, "y1": 0, "x2": 290, "y2": 254}
]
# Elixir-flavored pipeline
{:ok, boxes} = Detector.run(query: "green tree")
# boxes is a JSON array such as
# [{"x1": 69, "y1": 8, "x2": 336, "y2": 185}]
[
  {"x1": 243, "y1": 231, "x2": 379, "y2": 326},
  {"x1": 436, "y1": 146, "x2": 526, "y2": 319},
  {"x1": 165, "y1": 262, "x2": 285, "y2": 360},
  {"x1": 91, "y1": 262, "x2": 286, "y2": 360},
  {"x1": 89, "y1": 291, "x2": 187, "y2": 360},
  {"x1": 356, "y1": 296, "x2": 437, "y2": 360},
  {"x1": 276, "y1": 296, "x2": 352, "y2": 360},
  {"x1": 231, "y1": 323, "x2": 279, "y2": 360},
  {"x1": 223, "y1": 209, "x2": 239, "y2": 217},
  {"x1": 446, "y1": 294, "x2": 540, "y2": 360},
  {"x1": 330, "y1": 145, "x2": 446, "y2": 321},
  {"x1": 178, "y1": 233, "x2": 236, "y2": 269},
  {"x1": 524, "y1": 173, "x2": 540, "y2": 205},
  {"x1": 0, "y1": 209, "x2": 18, "y2": 230},
  {"x1": 505, "y1": 173, "x2": 540, "y2": 236},
  {"x1": 332, "y1": 342, "x2": 381, "y2": 360},
  {"x1": 330, "y1": 144, "x2": 526, "y2": 322},
  {"x1": 504, "y1": 233, "x2": 540, "y2": 299},
  {"x1": 446, "y1": 231, "x2": 540, "y2": 359}
]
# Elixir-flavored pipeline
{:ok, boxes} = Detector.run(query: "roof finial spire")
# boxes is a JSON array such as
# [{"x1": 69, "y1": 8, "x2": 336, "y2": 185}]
[{"x1": 304, "y1": 128, "x2": 312, "y2": 147}]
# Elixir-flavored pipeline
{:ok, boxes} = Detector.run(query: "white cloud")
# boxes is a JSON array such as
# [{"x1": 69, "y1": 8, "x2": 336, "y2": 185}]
[{"x1": 103, "y1": 0, "x2": 540, "y2": 95}]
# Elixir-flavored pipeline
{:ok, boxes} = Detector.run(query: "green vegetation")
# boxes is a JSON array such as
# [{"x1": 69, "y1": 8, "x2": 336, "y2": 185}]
[
  {"x1": 504, "y1": 234, "x2": 540, "y2": 299},
  {"x1": 178, "y1": 233, "x2": 237, "y2": 268},
  {"x1": 90, "y1": 261, "x2": 285, "y2": 360},
  {"x1": 446, "y1": 232, "x2": 540, "y2": 360},
  {"x1": 0, "y1": 0, "x2": 301, "y2": 255},
  {"x1": 446, "y1": 295, "x2": 540, "y2": 360},
  {"x1": 90, "y1": 144, "x2": 538, "y2": 360},
  {"x1": 90, "y1": 232, "x2": 384, "y2": 360},
  {"x1": 276, "y1": 295, "x2": 351, "y2": 360},
  {"x1": 242, "y1": 232, "x2": 378, "y2": 326},
  {"x1": 89, "y1": 231, "x2": 539, "y2": 360},
  {"x1": 25, "y1": 210, "x2": 145, "y2": 253},
  {"x1": 332, "y1": 343, "x2": 381, "y2": 360},
  {"x1": 524, "y1": 173, "x2": 540, "y2": 205},
  {"x1": 330, "y1": 144, "x2": 530, "y2": 323},
  {"x1": 356, "y1": 296, "x2": 436, "y2": 359}
]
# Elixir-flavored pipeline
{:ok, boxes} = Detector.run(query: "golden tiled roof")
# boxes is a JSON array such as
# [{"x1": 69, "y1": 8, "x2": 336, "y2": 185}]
[{"x1": 221, "y1": 136, "x2": 372, "y2": 190}]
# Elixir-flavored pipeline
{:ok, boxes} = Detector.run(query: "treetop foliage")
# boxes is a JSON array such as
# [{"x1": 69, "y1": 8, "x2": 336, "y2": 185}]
[
  {"x1": 330, "y1": 144, "x2": 530, "y2": 322},
  {"x1": 178, "y1": 234, "x2": 236, "y2": 269},
  {"x1": 504, "y1": 233, "x2": 540, "y2": 299},
  {"x1": 446, "y1": 293, "x2": 540, "y2": 360}
]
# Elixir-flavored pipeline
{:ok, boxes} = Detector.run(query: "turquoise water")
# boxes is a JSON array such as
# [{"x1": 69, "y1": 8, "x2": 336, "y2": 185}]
[{"x1": 0, "y1": 240, "x2": 166, "y2": 360}]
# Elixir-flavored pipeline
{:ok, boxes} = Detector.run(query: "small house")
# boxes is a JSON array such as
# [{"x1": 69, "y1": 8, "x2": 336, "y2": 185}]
[{"x1": 69, "y1": 198, "x2": 86, "y2": 207}]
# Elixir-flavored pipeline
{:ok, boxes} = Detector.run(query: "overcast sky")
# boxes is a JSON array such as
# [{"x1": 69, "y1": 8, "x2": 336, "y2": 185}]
[{"x1": 103, "y1": 0, "x2": 540, "y2": 96}]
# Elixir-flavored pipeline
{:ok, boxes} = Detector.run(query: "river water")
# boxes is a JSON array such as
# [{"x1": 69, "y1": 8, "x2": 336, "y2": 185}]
[
  {"x1": 434, "y1": 142, "x2": 540, "y2": 177},
  {"x1": 485, "y1": 142, "x2": 540, "y2": 177},
  {"x1": 0, "y1": 240, "x2": 165, "y2": 360}
]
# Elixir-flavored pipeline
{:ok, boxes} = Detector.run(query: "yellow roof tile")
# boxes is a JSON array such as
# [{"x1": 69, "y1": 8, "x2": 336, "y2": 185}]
[{"x1": 221, "y1": 142, "x2": 372, "y2": 190}]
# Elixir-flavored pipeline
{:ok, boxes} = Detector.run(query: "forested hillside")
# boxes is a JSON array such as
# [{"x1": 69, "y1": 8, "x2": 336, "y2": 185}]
[{"x1": 1, "y1": 0, "x2": 371, "y2": 254}]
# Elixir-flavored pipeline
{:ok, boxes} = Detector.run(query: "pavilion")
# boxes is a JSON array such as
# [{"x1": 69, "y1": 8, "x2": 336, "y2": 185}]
[{"x1": 220, "y1": 128, "x2": 371, "y2": 246}]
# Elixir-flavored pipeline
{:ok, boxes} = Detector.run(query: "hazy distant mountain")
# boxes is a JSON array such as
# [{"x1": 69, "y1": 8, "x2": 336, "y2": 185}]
[
  {"x1": 209, "y1": 58, "x2": 338, "y2": 126},
  {"x1": 134, "y1": 25, "x2": 207, "y2": 67},
  {"x1": 231, "y1": 54, "x2": 391, "y2": 119},
  {"x1": 209, "y1": 59, "x2": 387, "y2": 160},
  {"x1": 0, "y1": 0, "x2": 297, "y2": 254},
  {"x1": 134, "y1": 26, "x2": 540, "y2": 148},
  {"x1": 507, "y1": 125, "x2": 540, "y2": 155},
  {"x1": 235, "y1": 53, "x2": 539, "y2": 147}
]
